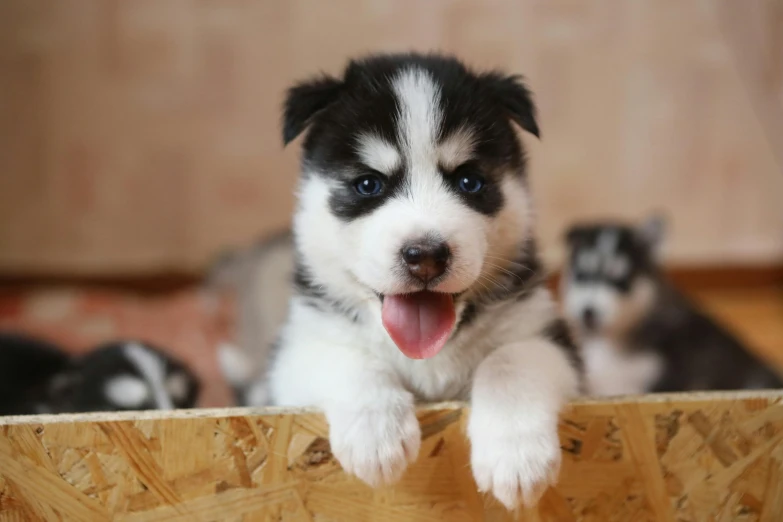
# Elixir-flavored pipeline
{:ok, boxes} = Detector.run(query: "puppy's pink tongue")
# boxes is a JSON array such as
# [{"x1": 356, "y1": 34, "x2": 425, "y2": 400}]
[{"x1": 382, "y1": 291, "x2": 456, "y2": 359}]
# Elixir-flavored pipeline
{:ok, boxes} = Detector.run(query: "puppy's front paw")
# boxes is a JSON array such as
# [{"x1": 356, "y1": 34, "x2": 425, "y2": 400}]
[
  {"x1": 327, "y1": 401, "x2": 421, "y2": 487},
  {"x1": 469, "y1": 419, "x2": 561, "y2": 510}
]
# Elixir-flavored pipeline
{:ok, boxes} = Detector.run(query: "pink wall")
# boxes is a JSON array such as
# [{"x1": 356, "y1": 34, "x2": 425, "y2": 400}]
[{"x1": 1, "y1": 0, "x2": 781, "y2": 274}]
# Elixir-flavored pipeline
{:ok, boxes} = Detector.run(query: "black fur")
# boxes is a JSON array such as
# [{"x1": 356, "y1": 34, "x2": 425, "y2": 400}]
[
  {"x1": 58, "y1": 341, "x2": 201, "y2": 413},
  {"x1": 474, "y1": 72, "x2": 539, "y2": 138},
  {"x1": 0, "y1": 334, "x2": 201, "y2": 415},
  {"x1": 0, "y1": 333, "x2": 71, "y2": 415},
  {"x1": 634, "y1": 287, "x2": 783, "y2": 392},
  {"x1": 282, "y1": 52, "x2": 539, "y2": 222},
  {"x1": 564, "y1": 221, "x2": 783, "y2": 392},
  {"x1": 565, "y1": 223, "x2": 656, "y2": 294},
  {"x1": 328, "y1": 166, "x2": 407, "y2": 220},
  {"x1": 283, "y1": 76, "x2": 344, "y2": 145},
  {"x1": 444, "y1": 161, "x2": 506, "y2": 217},
  {"x1": 542, "y1": 318, "x2": 584, "y2": 378}
]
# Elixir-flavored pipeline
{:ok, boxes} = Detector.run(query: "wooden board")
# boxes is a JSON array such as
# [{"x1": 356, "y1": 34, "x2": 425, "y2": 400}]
[{"x1": 2, "y1": 392, "x2": 783, "y2": 521}]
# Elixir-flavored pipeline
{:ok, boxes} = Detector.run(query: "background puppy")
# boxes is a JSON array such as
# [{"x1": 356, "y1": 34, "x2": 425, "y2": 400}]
[
  {"x1": 0, "y1": 333, "x2": 201, "y2": 415},
  {"x1": 265, "y1": 52, "x2": 582, "y2": 509},
  {"x1": 207, "y1": 232, "x2": 293, "y2": 406},
  {"x1": 0, "y1": 332, "x2": 70, "y2": 415},
  {"x1": 561, "y1": 216, "x2": 782, "y2": 396}
]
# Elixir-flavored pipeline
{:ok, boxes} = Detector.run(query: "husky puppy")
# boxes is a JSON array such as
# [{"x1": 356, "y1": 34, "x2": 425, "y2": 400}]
[
  {"x1": 262, "y1": 53, "x2": 582, "y2": 509},
  {"x1": 208, "y1": 232, "x2": 294, "y2": 406},
  {"x1": 560, "y1": 216, "x2": 782, "y2": 397},
  {"x1": 0, "y1": 333, "x2": 201, "y2": 415}
]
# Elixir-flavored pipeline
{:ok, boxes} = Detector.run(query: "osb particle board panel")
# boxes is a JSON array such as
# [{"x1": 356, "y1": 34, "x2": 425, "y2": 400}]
[{"x1": 1, "y1": 393, "x2": 783, "y2": 521}]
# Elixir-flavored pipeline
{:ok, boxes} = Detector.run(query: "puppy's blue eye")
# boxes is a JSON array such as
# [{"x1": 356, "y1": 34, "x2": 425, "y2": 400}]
[
  {"x1": 353, "y1": 174, "x2": 384, "y2": 196},
  {"x1": 458, "y1": 173, "x2": 485, "y2": 194}
]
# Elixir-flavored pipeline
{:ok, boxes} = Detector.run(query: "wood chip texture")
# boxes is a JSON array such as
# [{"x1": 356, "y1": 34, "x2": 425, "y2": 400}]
[{"x1": 1, "y1": 392, "x2": 782, "y2": 521}]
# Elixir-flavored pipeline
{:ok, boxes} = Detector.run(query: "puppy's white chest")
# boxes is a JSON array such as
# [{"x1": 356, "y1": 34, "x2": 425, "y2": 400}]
[
  {"x1": 386, "y1": 342, "x2": 479, "y2": 402},
  {"x1": 582, "y1": 338, "x2": 663, "y2": 397}
]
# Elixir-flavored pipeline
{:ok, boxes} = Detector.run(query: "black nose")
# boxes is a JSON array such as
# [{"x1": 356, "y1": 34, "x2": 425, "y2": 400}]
[
  {"x1": 582, "y1": 307, "x2": 597, "y2": 330},
  {"x1": 401, "y1": 240, "x2": 450, "y2": 283}
]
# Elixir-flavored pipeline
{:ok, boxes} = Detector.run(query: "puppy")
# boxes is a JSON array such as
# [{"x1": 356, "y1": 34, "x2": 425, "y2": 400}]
[
  {"x1": 0, "y1": 332, "x2": 70, "y2": 415},
  {"x1": 560, "y1": 216, "x2": 782, "y2": 396},
  {"x1": 207, "y1": 232, "x2": 294, "y2": 406},
  {"x1": 0, "y1": 333, "x2": 201, "y2": 415},
  {"x1": 265, "y1": 53, "x2": 582, "y2": 509}
]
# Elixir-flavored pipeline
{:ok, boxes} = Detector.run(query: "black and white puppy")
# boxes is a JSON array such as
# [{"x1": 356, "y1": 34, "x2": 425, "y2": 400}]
[
  {"x1": 561, "y1": 216, "x2": 782, "y2": 396},
  {"x1": 0, "y1": 333, "x2": 200, "y2": 415},
  {"x1": 265, "y1": 53, "x2": 582, "y2": 509}
]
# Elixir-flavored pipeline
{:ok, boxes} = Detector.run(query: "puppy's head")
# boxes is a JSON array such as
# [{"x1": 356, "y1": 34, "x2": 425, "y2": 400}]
[
  {"x1": 284, "y1": 53, "x2": 539, "y2": 359},
  {"x1": 47, "y1": 341, "x2": 201, "y2": 413},
  {"x1": 560, "y1": 216, "x2": 665, "y2": 338}
]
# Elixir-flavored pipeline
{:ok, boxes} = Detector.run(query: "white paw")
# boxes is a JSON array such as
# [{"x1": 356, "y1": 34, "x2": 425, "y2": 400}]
[
  {"x1": 469, "y1": 420, "x2": 561, "y2": 510},
  {"x1": 327, "y1": 401, "x2": 421, "y2": 487}
]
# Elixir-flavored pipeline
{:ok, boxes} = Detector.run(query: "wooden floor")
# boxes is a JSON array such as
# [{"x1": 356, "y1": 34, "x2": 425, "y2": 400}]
[{"x1": 688, "y1": 286, "x2": 783, "y2": 369}]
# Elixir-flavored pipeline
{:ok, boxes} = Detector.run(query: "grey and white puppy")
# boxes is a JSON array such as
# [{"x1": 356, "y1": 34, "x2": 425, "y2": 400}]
[
  {"x1": 207, "y1": 232, "x2": 293, "y2": 406},
  {"x1": 560, "y1": 216, "x2": 782, "y2": 396}
]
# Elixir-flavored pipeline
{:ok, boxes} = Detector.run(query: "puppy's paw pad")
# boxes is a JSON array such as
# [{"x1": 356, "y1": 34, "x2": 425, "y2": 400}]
[{"x1": 329, "y1": 405, "x2": 421, "y2": 487}]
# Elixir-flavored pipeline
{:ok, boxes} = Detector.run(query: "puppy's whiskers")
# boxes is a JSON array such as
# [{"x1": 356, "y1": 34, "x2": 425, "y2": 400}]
[{"x1": 483, "y1": 261, "x2": 526, "y2": 283}]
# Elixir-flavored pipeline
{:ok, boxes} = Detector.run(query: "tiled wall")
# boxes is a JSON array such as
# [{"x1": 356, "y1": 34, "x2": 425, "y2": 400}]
[{"x1": 1, "y1": 0, "x2": 781, "y2": 274}]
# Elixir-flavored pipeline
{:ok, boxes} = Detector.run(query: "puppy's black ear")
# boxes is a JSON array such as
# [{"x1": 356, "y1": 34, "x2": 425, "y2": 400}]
[
  {"x1": 282, "y1": 75, "x2": 343, "y2": 145},
  {"x1": 482, "y1": 73, "x2": 540, "y2": 138}
]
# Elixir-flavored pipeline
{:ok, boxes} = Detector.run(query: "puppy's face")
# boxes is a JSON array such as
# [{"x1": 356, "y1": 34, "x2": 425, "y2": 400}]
[
  {"x1": 561, "y1": 218, "x2": 664, "y2": 337},
  {"x1": 284, "y1": 54, "x2": 539, "y2": 358}
]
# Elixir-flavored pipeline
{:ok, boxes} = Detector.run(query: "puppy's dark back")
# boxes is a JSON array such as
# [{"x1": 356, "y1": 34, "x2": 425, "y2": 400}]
[{"x1": 632, "y1": 284, "x2": 783, "y2": 391}]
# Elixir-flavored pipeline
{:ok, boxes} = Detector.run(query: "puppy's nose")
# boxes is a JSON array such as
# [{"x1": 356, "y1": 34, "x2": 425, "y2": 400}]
[
  {"x1": 401, "y1": 240, "x2": 450, "y2": 283},
  {"x1": 582, "y1": 307, "x2": 598, "y2": 330}
]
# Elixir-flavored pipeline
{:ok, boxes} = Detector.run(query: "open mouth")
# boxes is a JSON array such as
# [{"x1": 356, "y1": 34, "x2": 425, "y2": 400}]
[{"x1": 380, "y1": 291, "x2": 457, "y2": 360}]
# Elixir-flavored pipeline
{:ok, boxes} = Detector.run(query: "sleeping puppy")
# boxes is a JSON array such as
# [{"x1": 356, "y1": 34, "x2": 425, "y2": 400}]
[
  {"x1": 262, "y1": 53, "x2": 582, "y2": 509},
  {"x1": 0, "y1": 333, "x2": 200, "y2": 415},
  {"x1": 560, "y1": 216, "x2": 782, "y2": 396}
]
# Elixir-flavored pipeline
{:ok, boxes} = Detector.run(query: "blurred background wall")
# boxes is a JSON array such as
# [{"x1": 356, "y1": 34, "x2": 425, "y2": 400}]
[{"x1": 1, "y1": 0, "x2": 782, "y2": 276}]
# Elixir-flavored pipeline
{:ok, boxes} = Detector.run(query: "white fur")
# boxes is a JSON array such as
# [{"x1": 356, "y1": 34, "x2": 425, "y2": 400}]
[
  {"x1": 123, "y1": 342, "x2": 174, "y2": 410},
  {"x1": 563, "y1": 277, "x2": 656, "y2": 337},
  {"x1": 271, "y1": 286, "x2": 577, "y2": 508},
  {"x1": 393, "y1": 68, "x2": 441, "y2": 163},
  {"x1": 597, "y1": 229, "x2": 619, "y2": 255},
  {"x1": 576, "y1": 251, "x2": 599, "y2": 273},
  {"x1": 104, "y1": 375, "x2": 149, "y2": 408},
  {"x1": 166, "y1": 373, "x2": 190, "y2": 402},
  {"x1": 219, "y1": 341, "x2": 270, "y2": 405},
  {"x1": 582, "y1": 338, "x2": 664, "y2": 396},
  {"x1": 438, "y1": 127, "x2": 476, "y2": 171},
  {"x1": 218, "y1": 342, "x2": 256, "y2": 385},
  {"x1": 469, "y1": 335, "x2": 575, "y2": 507},
  {"x1": 269, "y1": 66, "x2": 578, "y2": 510},
  {"x1": 605, "y1": 255, "x2": 630, "y2": 280},
  {"x1": 296, "y1": 69, "x2": 490, "y2": 299},
  {"x1": 356, "y1": 134, "x2": 401, "y2": 174}
]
